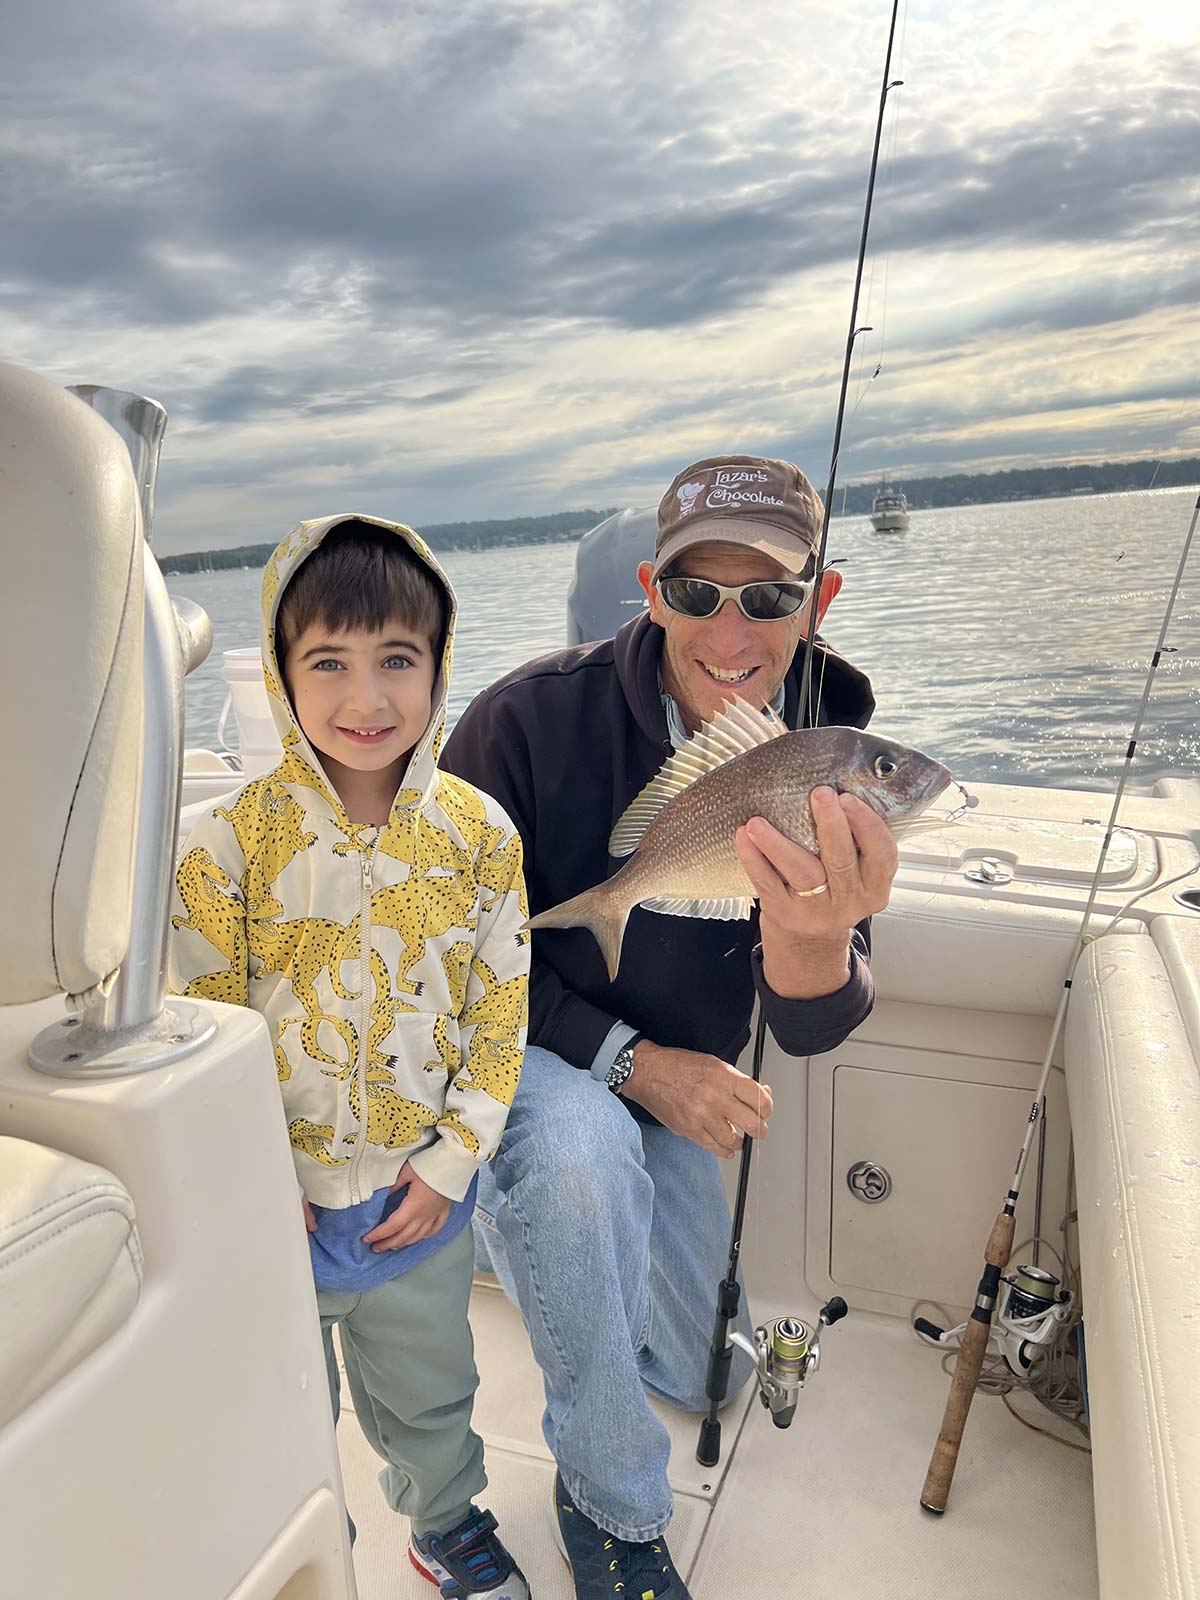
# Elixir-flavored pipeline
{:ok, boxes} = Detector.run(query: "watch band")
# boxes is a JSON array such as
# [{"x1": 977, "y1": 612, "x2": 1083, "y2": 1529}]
[{"x1": 605, "y1": 1031, "x2": 644, "y2": 1095}]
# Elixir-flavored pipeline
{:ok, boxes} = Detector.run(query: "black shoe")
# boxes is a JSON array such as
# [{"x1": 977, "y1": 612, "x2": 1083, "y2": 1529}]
[{"x1": 552, "y1": 1472, "x2": 691, "y2": 1598}]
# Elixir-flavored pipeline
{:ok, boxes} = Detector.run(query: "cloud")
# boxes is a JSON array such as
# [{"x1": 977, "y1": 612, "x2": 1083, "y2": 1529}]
[{"x1": 1, "y1": 0, "x2": 1197, "y2": 550}]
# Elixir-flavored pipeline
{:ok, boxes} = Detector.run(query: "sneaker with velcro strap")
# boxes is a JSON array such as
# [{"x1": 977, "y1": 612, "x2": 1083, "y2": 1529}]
[{"x1": 408, "y1": 1505, "x2": 531, "y2": 1599}]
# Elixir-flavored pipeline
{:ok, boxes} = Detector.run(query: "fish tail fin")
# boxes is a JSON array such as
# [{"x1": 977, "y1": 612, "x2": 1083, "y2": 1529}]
[{"x1": 525, "y1": 888, "x2": 630, "y2": 982}]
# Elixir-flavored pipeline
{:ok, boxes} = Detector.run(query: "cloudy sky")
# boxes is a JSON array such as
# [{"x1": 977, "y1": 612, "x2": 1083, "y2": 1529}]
[{"x1": 3, "y1": 0, "x2": 1198, "y2": 553}]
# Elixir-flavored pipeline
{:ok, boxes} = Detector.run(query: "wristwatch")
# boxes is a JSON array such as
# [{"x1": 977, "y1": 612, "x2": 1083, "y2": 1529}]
[{"x1": 605, "y1": 1032, "x2": 644, "y2": 1096}]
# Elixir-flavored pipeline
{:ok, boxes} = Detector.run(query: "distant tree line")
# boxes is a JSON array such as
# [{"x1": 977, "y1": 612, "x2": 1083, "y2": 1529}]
[
  {"x1": 159, "y1": 508, "x2": 619, "y2": 574},
  {"x1": 159, "y1": 456, "x2": 1200, "y2": 573},
  {"x1": 832, "y1": 457, "x2": 1200, "y2": 517}
]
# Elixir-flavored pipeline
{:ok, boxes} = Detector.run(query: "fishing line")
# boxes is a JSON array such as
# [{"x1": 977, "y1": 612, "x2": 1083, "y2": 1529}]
[
  {"x1": 850, "y1": 23, "x2": 905, "y2": 421},
  {"x1": 1145, "y1": 358, "x2": 1200, "y2": 492},
  {"x1": 876, "y1": 0, "x2": 909, "y2": 373},
  {"x1": 798, "y1": 0, "x2": 906, "y2": 734}
]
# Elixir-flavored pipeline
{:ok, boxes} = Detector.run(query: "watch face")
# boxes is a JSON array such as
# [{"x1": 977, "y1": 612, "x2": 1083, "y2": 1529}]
[{"x1": 608, "y1": 1051, "x2": 633, "y2": 1087}]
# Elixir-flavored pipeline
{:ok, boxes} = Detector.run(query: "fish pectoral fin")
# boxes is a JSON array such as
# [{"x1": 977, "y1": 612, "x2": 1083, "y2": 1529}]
[
  {"x1": 640, "y1": 895, "x2": 754, "y2": 921},
  {"x1": 609, "y1": 696, "x2": 787, "y2": 858}
]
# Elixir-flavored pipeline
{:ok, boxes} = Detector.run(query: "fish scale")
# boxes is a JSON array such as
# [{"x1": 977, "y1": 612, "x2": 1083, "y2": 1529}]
[{"x1": 526, "y1": 701, "x2": 953, "y2": 981}]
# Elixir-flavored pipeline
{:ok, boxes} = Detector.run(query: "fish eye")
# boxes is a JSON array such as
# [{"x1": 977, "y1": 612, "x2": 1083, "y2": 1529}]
[{"x1": 873, "y1": 753, "x2": 897, "y2": 779}]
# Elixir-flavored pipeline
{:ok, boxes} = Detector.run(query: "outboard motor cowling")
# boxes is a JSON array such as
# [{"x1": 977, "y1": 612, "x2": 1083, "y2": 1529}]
[{"x1": 566, "y1": 505, "x2": 656, "y2": 645}]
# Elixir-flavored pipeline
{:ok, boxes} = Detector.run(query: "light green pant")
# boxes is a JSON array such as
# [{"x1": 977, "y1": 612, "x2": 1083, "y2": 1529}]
[{"x1": 317, "y1": 1225, "x2": 485, "y2": 1537}]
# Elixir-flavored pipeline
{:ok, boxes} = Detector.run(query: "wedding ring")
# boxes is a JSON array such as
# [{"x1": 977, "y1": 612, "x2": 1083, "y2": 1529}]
[{"x1": 790, "y1": 881, "x2": 829, "y2": 898}]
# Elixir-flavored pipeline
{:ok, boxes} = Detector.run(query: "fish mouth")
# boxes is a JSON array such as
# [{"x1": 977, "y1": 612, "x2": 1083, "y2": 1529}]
[
  {"x1": 855, "y1": 762, "x2": 955, "y2": 827},
  {"x1": 885, "y1": 766, "x2": 971, "y2": 838}
]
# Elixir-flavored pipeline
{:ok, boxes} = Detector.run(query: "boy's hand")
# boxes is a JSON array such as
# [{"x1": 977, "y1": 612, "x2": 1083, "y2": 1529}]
[
  {"x1": 302, "y1": 1195, "x2": 318, "y2": 1233},
  {"x1": 362, "y1": 1162, "x2": 452, "y2": 1252}
]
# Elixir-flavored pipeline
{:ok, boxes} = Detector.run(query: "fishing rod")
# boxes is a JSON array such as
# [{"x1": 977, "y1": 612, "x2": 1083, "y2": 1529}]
[
  {"x1": 696, "y1": 0, "x2": 904, "y2": 1469},
  {"x1": 797, "y1": 0, "x2": 905, "y2": 730},
  {"x1": 697, "y1": 1007, "x2": 847, "y2": 1467},
  {"x1": 919, "y1": 488, "x2": 1200, "y2": 1515}
]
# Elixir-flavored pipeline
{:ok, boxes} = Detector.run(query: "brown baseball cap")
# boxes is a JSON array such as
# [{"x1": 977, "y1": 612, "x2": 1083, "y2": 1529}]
[{"x1": 652, "y1": 454, "x2": 824, "y2": 581}]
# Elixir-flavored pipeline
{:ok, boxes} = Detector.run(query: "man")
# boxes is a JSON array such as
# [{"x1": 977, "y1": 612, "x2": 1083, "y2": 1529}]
[{"x1": 442, "y1": 455, "x2": 897, "y2": 1600}]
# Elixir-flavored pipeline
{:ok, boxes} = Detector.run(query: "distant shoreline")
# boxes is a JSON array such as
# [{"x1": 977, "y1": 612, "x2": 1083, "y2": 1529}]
[{"x1": 158, "y1": 457, "x2": 1200, "y2": 574}]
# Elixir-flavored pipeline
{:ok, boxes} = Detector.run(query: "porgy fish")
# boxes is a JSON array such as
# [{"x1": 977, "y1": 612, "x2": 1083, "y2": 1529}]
[{"x1": 526, "y1": 698, "x2": 954, "y2": 981}]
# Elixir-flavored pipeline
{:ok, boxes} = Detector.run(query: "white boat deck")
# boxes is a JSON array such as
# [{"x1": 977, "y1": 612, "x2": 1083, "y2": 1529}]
[{"x1": 340, "y1": 1280, "x2": 1097, "y2": 1600}]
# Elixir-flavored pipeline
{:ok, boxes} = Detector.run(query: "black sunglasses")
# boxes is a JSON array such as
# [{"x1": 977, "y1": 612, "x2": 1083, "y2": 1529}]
[{"x1": 657, "y1": 574, "x2": 816, "y2": 622}]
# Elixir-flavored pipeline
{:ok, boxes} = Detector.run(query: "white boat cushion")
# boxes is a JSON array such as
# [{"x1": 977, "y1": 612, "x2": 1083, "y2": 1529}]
[
  {"x1": 1153, "y1": 916, "x2": 1200, "y2": 1066},
  {"x1": 1065, "y1": 934, "x2": 1200, "y2": 1600},
  {"x1": 0, "y1": 362, "x2": 144, "y2": 1006},
  {"x1": 874, "y1": 889, "x2": 1146, "y2": 1015},
  {"x1": 0, "y1": 1136, "x2": 143, "y2": 1431}
]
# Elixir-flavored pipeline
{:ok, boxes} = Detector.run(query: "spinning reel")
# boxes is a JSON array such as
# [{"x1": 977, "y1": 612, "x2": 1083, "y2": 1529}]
[
  {"x1": 915, "y1": 1265, "x2": 1074, "y2": 1375},
  {"x1": 732, "y1": 1300, "x2": 849, "y2": 1429}
]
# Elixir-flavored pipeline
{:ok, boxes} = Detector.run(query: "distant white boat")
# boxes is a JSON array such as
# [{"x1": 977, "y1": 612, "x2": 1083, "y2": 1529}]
[{"x1": 871, "y1": 481, "x2": 910, "y2": 532}]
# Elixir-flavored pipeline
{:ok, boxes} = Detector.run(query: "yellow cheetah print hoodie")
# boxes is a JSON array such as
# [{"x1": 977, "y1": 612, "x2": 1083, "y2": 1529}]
[{"x1": 169, "y1": 514, "x2": 529, "y2": 1207}]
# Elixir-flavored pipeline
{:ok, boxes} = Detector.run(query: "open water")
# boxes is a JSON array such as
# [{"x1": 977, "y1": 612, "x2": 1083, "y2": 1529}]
[{"x1": 167, "y1": 486, "x2": 1200, "y2": 793}]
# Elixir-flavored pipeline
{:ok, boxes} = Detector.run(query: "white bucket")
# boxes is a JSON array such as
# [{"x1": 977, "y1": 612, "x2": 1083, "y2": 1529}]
[{"x1": 218, "y1": 648, "x2": 283, "y2": 780}]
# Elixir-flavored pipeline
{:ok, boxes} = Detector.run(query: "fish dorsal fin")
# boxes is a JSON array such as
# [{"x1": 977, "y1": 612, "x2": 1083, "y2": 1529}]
[{"x1": 609, "y1": 697, "x2": 787, "y2": 858}]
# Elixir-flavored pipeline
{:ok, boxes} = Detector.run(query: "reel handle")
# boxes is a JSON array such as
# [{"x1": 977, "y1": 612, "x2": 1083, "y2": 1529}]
[{"x1": 820, "y1": 1296, "x2": 848, "y2": 1326}]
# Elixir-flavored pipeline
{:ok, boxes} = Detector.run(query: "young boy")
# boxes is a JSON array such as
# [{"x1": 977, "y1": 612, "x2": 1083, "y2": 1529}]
[{"x1": 170, "y1": 516, "x2": 531, "y2": 1600}]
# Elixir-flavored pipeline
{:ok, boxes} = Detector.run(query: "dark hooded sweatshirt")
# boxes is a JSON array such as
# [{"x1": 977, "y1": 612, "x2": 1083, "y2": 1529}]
[{"x1": 441, "y1": 612, "x2": 877, "y2": 1119}]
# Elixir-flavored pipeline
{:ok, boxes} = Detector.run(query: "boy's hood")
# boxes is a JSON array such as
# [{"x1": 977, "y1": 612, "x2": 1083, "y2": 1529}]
[{"x1": 260, "y1": 514, "x2": 457, "y2": 827}]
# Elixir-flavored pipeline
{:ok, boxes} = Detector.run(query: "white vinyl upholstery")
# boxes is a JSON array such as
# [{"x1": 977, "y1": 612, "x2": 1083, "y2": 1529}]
[
  {"x1": 0, "y1": 362, "x2": 144, "y2": 1005},
  {"x1": 0, "y1": 360, "x2": 353, "y2": 1597},
  {"x1": 874, "y1": 889, "x2": 1146, "y2": 1015},
  {"x1": 0, "y1": 1136, "x2": 142, "y2": 1431},
  {"x1": 1153, "y1": 917, "x2": 1200, "y2": 1066},
  {"x1": 1065, "y1": 933, "x2": 1200, "y2": 1600},
  {"x1": 0, "y1": 1001, "x2": 356, "y2": 1599}
]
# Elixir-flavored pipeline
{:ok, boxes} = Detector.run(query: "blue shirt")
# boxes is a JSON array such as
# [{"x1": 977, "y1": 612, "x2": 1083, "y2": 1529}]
[{"x1": 308, "y1": 1172, "x2": 479, "y2": 1294}]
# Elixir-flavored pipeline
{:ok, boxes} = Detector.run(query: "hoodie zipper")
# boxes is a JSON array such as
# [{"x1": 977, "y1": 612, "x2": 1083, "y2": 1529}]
[{"x1": 348, "y1": 836, "x2": 375, "y2": 1205}]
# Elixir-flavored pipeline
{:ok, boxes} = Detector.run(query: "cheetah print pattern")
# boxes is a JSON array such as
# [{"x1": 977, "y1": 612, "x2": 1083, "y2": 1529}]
[
  {"x1": 215, "y1": 780, "x2": 316, "y2": 919},
  {"x1": 169, "y1": 513, "x2": 526, "y2": 1198},
  {"x1": 172, "y1": 848, "x2": 248, "y2": 1006}
]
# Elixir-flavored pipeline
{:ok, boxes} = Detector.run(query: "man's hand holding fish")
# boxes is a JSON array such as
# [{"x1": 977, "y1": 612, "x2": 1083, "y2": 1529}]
[{"x1": 736, "y1": 786, "x2": 901, "y2": 999}]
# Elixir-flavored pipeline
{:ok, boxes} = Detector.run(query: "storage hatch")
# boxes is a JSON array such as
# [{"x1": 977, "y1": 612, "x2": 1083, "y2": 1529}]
[{"x1": 898, "y1": 814, "x2": 1155, "y2": 888}]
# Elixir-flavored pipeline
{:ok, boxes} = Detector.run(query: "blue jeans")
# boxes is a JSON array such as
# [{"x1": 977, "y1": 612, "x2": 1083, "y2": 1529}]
[{"x1": 473, "y1": 1046, "x2": 754, "y2": 1543}]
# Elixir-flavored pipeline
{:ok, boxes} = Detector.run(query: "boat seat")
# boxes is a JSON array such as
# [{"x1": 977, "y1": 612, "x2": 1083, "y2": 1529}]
[
  {"x1": 0, "y1": 364, "x2": 144, "y2": 1008},
  {"x1": 873, "y1": 889, "x2": 1146, "y2": 1016},
  {"x1": 0, "y1": 362, "x2": 354, "y2": 1599},
  {"x1": 1064, "y1": 932, "x2": 1200, "y2": 1600},
  {"x1": 1152, "y1": 916, "x2": 1200, "y2": 1065},
  {"x1": 0, "y1": 1137, "x2": 142, "y2": 1433}
]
